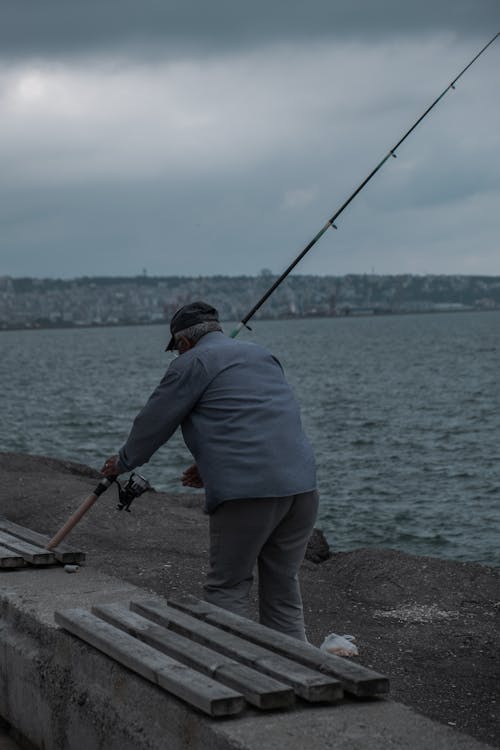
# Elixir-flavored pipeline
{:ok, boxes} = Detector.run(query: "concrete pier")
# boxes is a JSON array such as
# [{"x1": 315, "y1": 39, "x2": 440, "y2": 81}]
[{"x1": 0, "y1": 565, "x2": 494, "y2": 750}]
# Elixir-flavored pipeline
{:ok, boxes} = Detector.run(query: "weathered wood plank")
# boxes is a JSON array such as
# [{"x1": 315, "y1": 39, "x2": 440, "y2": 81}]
[
  {"x1": 131, "y1": 599, "x2": 343, "y2": 703},
  {"x1": 0, "y1": 531, "x2": 55, "y2": 565},
  {"x1": 0, "y1": 518, "x2": 85, "y2": 563},
  {"x1": 55, "y1": 608, "x2": 245, "y2": 717},
  {"x1": 93, "y1": 602, "x2": 295, "y2": 710},
  {"x1": 168, "y1": 594, "x2": 389, "y2": 697},
  {"x1": 0, "y1": 544, "x2": 26, "y2": 568}
]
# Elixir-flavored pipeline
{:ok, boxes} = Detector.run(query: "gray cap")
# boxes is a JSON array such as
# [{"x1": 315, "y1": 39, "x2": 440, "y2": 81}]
[{"x1": 165, "y1": 301, "x2": 219, "y2": 351}]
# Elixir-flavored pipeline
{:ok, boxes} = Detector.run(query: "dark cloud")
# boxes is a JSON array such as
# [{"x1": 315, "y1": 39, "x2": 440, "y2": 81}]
[
  {"x1": 2, "y1": 1, "x2": 499, "y2": 60},
  {"x1": 1, "y1": 131, "x2": 498, "y2": 279},
  {"x1": 0, "y1": 5, "x2": 498, "y2": 277}
]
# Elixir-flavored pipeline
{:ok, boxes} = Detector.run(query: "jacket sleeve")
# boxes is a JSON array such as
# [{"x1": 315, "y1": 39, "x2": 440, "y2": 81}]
[{"x1": 118, "y1": 356, "x2": 208, "y2": 470}]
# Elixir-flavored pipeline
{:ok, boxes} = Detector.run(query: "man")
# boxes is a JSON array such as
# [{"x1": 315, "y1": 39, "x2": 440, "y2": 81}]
[{"x1": 102, "y1": 301, "x2": 318, "y2": 641}]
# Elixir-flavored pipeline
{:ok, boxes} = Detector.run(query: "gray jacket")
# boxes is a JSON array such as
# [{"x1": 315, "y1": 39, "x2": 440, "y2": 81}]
[{"x1": 119, "y1": 331, "x2": 316, "y2": 513}]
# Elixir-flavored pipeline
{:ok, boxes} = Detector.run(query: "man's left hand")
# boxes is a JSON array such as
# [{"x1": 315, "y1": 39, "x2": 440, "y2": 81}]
[{"x1": 181, "y1": 464, "x2": 204, "y2": 488}]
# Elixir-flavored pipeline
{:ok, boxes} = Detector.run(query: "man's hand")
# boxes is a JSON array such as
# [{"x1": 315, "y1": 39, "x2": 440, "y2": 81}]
[
  {"x1": 181, "y1": 464, "x2": 204, "y2": 488},
  {"x1": 100, "y1": 454, "x2": 122, "y2": 477}
]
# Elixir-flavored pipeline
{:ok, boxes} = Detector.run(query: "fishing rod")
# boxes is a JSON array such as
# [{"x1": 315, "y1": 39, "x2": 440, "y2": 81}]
[
  {"x1": 230, "y1": 32, "x2": 499, "y2": 338},
  {"x1": 45, "y1": 472, "x2": 150, "y2": 550}
]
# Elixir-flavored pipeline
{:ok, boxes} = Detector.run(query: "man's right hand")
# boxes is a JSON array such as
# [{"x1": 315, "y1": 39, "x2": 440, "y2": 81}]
[
  {"x1": 181, "y1": 464, "x2": 204, "y2": 488},
  {"x1": 100, "y1": 454, "x2": 122, "y2": 477}
]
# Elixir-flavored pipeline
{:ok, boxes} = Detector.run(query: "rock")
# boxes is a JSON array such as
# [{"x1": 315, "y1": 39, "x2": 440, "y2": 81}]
[{"x1": 305, "y1": 528, "x2": 330, "y2": 563}]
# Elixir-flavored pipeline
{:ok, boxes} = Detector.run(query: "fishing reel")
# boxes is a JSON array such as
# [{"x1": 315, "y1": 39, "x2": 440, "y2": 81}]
[{"x1": 115, "y1": 472, "x2": 151, "y2": 512}]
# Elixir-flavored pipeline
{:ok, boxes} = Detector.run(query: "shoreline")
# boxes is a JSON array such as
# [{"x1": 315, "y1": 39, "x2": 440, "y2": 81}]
[{"x1": 1, "y1": 305, "x2": 498, "y2": 333}]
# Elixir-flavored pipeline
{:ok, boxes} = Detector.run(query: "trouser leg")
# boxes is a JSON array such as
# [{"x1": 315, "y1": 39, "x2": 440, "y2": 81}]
[
  {"x1": 258, "y1": 490, "x2": 319, "y2": 641},
  {"x1": 204, "y1": 491, "x2": 319, "y2": 640},
  {"x1": 204, "y1": 497, "x2": 272, "y2": 618}
]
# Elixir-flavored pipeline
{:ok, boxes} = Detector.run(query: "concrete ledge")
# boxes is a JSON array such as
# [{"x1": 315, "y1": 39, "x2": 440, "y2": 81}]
[{"x1": 0, "y1": 566, "x2": 494, "y2": 750}]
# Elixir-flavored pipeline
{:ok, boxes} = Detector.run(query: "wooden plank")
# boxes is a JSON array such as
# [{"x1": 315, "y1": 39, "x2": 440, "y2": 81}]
[
  {"x1": 0, "y1": 518, "x2": 85, "y2": 563},
  {"x1": 168, "y1": 594, "x2": 389, "y2": 697},
  {"x1": 93, "y1": 602, "x2": 295, "y2": 710},
  {"x1": 0, "y1": 544, "x2": 26, "y2": 568},
  {"x1": 55, "y1": 608, "x2": 245, "y2": 717},
  {"x1": 131, "y1": 599, "x2": 343, "y2": 703},
  {"x1": 0, "y1": 531, "x2": 55, "y2": 565}
]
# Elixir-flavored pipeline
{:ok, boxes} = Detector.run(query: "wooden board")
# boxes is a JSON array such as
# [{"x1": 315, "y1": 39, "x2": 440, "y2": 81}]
[
  {"x1": 168, "y1": 594, "x2": 389, "y2": 697},
  {"x1": 93, "y1": 602, "x2": 295, "y2": 710},
  {"x1": 0, "y1": 531, "x2": 55, "y2": 565},
  {"x1": 130, "y1": 599, "x2": 343, "y2": 703},
  {"x1": 55, "y1": 608, "x2": 245, "y2": 717},
  {"x1": 0, "y1": 518, "x2": 85, "y2": 563},
  {"x1": 0, "y1": 544, "x2": 26, "y2": 568},
  {"x1": 57, "y1": 595, "x2": 392, "y2": 716}
]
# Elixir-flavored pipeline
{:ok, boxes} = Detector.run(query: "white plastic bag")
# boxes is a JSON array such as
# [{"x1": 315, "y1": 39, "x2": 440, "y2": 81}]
[{"x1": 320, "y1": 632, "x2": 359, "y2": 657}]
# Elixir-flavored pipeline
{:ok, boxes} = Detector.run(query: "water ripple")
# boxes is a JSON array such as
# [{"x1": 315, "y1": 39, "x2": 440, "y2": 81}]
[{"x1": 1, "y1": 311, "x2": 499, "y2": 566}]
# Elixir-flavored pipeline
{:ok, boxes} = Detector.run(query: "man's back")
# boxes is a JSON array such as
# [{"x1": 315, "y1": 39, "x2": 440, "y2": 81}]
[{"x1": 178, "y1": 332, "x2": 316, "y2": 511}]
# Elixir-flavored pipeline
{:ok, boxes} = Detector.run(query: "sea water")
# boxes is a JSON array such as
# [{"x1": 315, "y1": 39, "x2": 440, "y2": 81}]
[{"x1": 1, "y1": 311, "x2": 498, "y2": 566}]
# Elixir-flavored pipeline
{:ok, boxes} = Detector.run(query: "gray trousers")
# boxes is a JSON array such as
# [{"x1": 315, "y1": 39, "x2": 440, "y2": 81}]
[{"x1": 203, "y1": 490, "x2": 319, "y2": 641}]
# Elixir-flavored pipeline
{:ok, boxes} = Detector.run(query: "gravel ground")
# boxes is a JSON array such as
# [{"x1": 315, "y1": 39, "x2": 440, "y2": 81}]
[{"x1": 1, "y1": 452, "x2": 499, "y2": 748}]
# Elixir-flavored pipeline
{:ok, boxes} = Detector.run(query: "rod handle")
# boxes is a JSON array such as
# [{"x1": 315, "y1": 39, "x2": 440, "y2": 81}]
[{"x1": 45, "y1": 477, "x2": 115, "y2": 550}]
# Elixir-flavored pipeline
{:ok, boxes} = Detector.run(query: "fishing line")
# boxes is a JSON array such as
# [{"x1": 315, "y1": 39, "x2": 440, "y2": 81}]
[{"x1": 230, "y1": 32, "x2": 499, "y2": 337}]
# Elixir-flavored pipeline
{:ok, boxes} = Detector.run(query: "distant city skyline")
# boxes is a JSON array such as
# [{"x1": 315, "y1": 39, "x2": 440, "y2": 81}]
[
  {"x1": 0, "y1": 2, "x2": 499, "y2": 279},
  {"x1": 2, "y1": 273, "x2": 499, "y2": 330}
]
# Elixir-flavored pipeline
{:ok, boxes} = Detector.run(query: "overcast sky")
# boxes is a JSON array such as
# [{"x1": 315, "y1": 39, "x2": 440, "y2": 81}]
[{"x1": 1, "y1": 1, "x2": 499, "y2": 279}]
